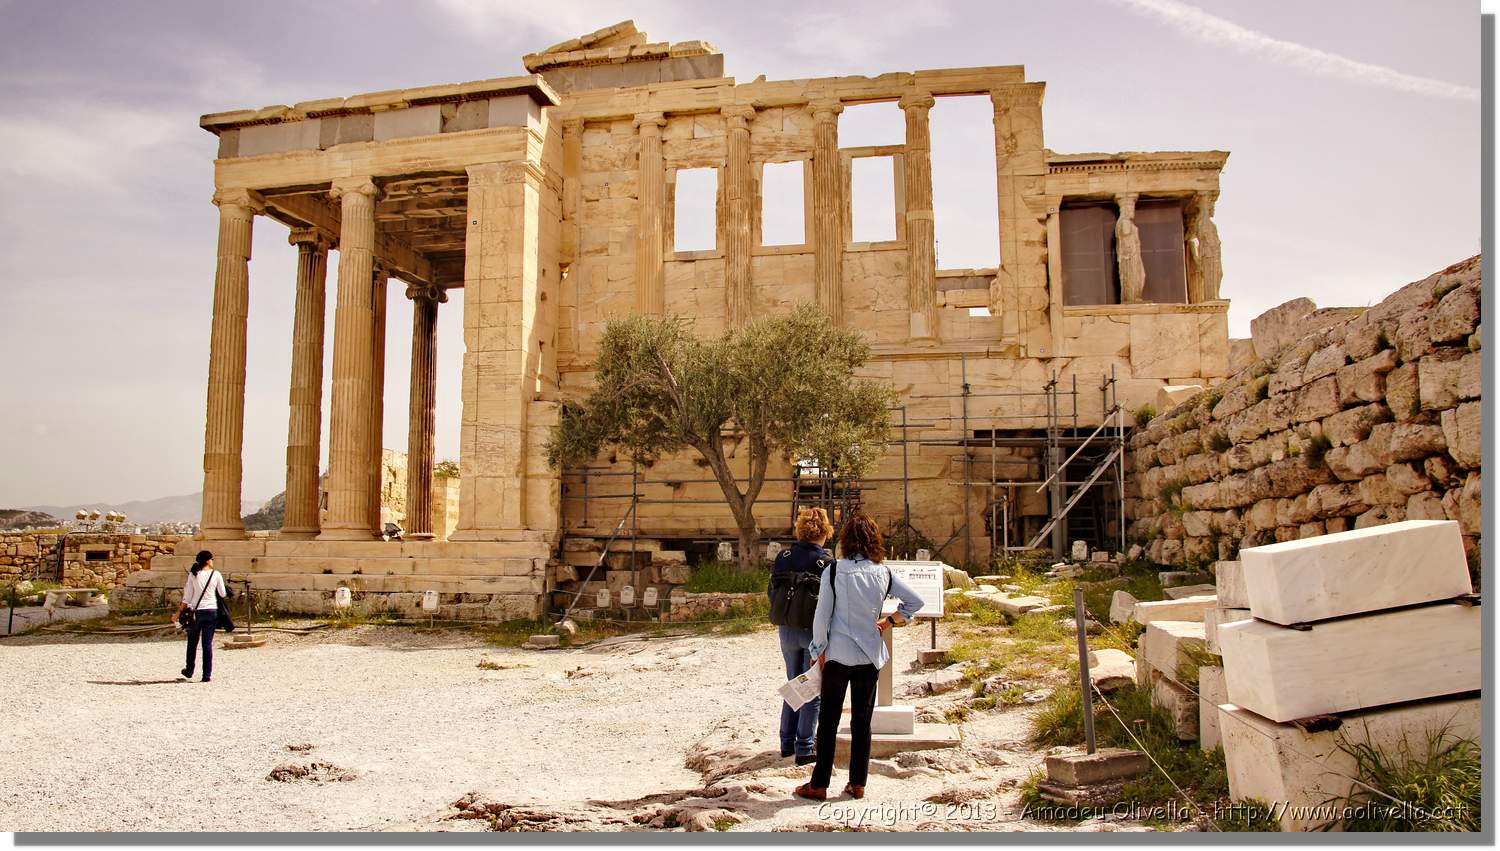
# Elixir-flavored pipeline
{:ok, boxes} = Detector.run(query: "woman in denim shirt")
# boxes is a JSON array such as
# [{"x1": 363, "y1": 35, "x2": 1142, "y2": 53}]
[
  {"x1": 794, "y1": 513, "x2": 923, "y2": 801},
  {"x1": 770, "y1": 507, "x2": 834, "y2": 764}
]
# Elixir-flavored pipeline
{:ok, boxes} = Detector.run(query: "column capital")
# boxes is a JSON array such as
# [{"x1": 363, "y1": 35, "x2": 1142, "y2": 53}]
[
  {"x1": 467, "y1": 160, "x2": 545, "y2": 188},
  {"x1": 405, "y1": 281, "x2": 448, "y2": 304},
  {"x1": 288, "y1": 227, "x2": 333, "y2": 249},
  {"x1": 721, "y1": 103, "x2": 755, "y2": 130},
  {"x1": 212, "y1": 188, "x2": 264, "y2": 216},
  {"x1": 809, "y1": 99, "x2": 844, "y2": 121},
  {"x1": 330, "y1": 176, "x2": 379, "y2": 202},
  {"x1": 990, "y1": 83, "x2": 1045, "y2": 110},
  {"x1": 1115, "y1": 192, "x2": 1139, "y2": 213},
  {"x1": 898, "y1": 92, "x2": 936, "y2": 113},
  {"x1": 634, "y1": 111, "x2": 667, "y2": 132},
  {"x1": 372, "y1": 259, "x2": 394, "y2": 282}
]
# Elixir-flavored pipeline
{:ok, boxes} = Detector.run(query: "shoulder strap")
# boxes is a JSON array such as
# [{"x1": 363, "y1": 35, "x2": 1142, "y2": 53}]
[
  {"x1": 192, "y1": 570, "x2": 215, "y2": 609},
  {"x1": 885, "y1": 564, "x2": 893, "y2": 596}
]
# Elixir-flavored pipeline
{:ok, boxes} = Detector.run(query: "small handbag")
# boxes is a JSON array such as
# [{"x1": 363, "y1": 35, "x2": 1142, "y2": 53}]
[{"x1": 179, "y1": 570, "x2": 217, "y2": 630}]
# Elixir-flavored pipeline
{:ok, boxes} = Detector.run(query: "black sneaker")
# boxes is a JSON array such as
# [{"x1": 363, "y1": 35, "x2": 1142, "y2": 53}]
[
  {"x1": 795, "y1": 753, "x2": 817, "y2": 766},
  {"x1": 180, "y1": 668, "x2": 191, "y2": 680}
]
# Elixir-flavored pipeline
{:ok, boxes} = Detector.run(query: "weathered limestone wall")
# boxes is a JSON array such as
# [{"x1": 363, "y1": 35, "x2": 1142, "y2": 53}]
[
  {"x1": 1127, "y1": 257, "x2": 1482, "y2": 568},
  {"x1": 0, "y1": 532, "x2": 185, "y2": 588}
]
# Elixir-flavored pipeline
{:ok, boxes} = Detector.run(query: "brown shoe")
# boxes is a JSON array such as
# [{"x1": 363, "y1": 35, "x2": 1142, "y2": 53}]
[
  {"x1": 793, "y1": 783, "x2": 828, "y2": 801},
  {"x1": 844, "y1": 784, "x2": 865, "y2": 799}
]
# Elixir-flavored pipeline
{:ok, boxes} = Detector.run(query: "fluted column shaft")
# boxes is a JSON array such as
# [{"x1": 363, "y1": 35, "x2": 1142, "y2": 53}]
[
  {"x1": 280, "y1": 229, "x2": 331, "y2": 538},
  {"x1": 810, "y1": 99, "x2": 845, "y2": 324},
  {"x1": 200, "y1": 189, "x2": 262, "y2": 540},
  {"x1": 405, "y1": 284, "x2": 445, "y2": 539},
  {"x1": 901, "y1": 92, "x2": 938, "y2": 341},
  {"x1": 722, "y1": 104, "x2": 755, "y2": 327},
  {"x1": 635, "y1": 112, "x2": 667, "y2": 315},
  {"x1": 320, "y1": 177, "x2": 380, "y2": 540},
  {"x1": 368, "y1": 264, "x2": 389, "y2": 534}
]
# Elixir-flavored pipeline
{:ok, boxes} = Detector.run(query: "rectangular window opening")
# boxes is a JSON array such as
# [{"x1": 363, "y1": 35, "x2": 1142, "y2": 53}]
[
  {"x1": 931, "y1": 95, "x2": 1000, "y2": 269},
  {"x1": 760, "y1": 161, "x2": 805, "y2": 246},
  {"x1": 1137, "y1": 199, "x2": 1188, "y2": 303},
  {"x1": 1060, "y1": 202, "x2": 1120, "y2": 306},
  {"x1": 85, "y1": 550, "x2": 109, "y2": 562},
  {"x1": 838, "y1": 101, "x2": 905, "y2": 148},
  {"x1": 850, "y1": 155, "x2": 898, "y2": 243},
  {"x1": 673, "y1": 167, "x2": 718, "y2": 253}
]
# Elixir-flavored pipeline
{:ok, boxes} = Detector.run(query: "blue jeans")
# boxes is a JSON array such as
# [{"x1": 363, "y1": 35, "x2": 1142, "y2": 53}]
[
  {"x1": 778, "y1": 626, "x2": 819, "y2": 757},
  {"x1": 184, "y1": 610, "x2": 216, "y2": 680}
]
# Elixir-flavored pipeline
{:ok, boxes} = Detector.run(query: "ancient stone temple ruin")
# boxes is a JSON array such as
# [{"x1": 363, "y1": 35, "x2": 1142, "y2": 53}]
[{"x1": 120, "y1": 21, "x2": 1232, "y2": 618}]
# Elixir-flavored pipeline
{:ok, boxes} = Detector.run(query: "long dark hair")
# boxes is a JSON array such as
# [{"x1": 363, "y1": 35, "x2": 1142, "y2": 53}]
[
  {"x1": 838, "y1": 513, "x2": 886, "y2": 563},
  {"x1": 192, "y1": 550, "x2": 213, "y2": 575}
]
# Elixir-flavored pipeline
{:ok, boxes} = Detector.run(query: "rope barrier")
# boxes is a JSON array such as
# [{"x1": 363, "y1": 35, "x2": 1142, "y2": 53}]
[{"x1": 1088, "y1": 682, "x2": 1221, "y2": 832}]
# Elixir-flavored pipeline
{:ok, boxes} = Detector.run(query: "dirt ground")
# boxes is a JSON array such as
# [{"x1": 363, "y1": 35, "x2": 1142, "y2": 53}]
[{"x1": 0, "y1": 618, "x2": 1143, "y2": 833}]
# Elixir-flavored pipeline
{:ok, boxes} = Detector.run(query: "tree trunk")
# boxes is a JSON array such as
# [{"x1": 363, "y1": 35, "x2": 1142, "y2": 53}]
[{"x1": 735, "y1": 518, "x2": 761, "y2": 573}]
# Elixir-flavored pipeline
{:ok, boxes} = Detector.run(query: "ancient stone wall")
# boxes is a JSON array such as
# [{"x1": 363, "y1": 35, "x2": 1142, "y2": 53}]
[
  {"x1": 1127, "y1": 257, "x2": 1482, "y2": 568},
  {"x1": 0, "y1": 532, "x2": 185, "y2": 588}
]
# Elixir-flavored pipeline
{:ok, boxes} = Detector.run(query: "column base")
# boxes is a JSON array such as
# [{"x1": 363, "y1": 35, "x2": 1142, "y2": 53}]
[
  {"x1": 317, "y1": 527, "x2": 378, "y2": 542},
  {"x1": 198, "y1": 526, "x2": 247, "y2": 541},
  {"x1": 405, "y1": 531, "x2": 436, "y2": 541}
]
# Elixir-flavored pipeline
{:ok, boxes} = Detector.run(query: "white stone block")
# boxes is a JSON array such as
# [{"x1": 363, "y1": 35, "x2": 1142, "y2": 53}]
[
  {"x1": 1152, "y1": 675, "x2": 1198, "y2": 740},
  {"x1": 373, "y1": 104, "x2": 443, "y2": 141},
  {"x1": 1141, "y1": 620, "x2": 1206, "y2": 684},
  {"x1": 1132, "y1": 595, "x2": 1216, "y2": 625},
  {"x1": 1203, "y1": 606, "x2": 1251, "y2": 655},
  {"x1": 1071, "y1": 540, "x2": 1088, "y2": 561},
  {"x1": 1220, "y1": 697, "x2": 1480, "y2": 831},
  {"x1": 1241, "y1": 520, "x2": 1471, "y2": 626},
  {"x1": 1163, "y1": 583, "x2": 1217, "y2": 600},
  {"x1": 871, "y1": 705, "x2": 915, "y2": 735},
  {"x1": 237, "y1": 119, "x2": 321, "y2": 157},
  {"x1": 1197, "y1": 666, "x2": 1225, "y2": 751},
  {"x1": 1213, "y1": 560, "x2": 1248, "y2": 608},
  {"x1": 1218, "y1": 603, "x2": 1480, "y2": 722},
  {"x1": 1108, "y1": 589, "x2": 1137, "y2": 624}
]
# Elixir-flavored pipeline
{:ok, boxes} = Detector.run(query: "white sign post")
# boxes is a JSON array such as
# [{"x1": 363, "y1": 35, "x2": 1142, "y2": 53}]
[{"x1": 870, "y1": 560, "x2": 951, "y2": 736}]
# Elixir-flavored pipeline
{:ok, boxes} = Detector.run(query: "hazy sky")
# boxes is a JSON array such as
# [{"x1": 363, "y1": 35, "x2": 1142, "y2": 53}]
[{"x1": 0, "y1": 0, "x2": 1481, "y2": 507}]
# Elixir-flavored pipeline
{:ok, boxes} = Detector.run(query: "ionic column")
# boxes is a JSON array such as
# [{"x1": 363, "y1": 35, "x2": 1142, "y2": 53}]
[
  {"x1": 368, "y1": 262, "x2": 390, "y2": 535},
  {"x1": 1115, "y1": 193, "x2": 1147, "y2": 304},
  {"x1": 900, "y1": 92, "x2": 938, "y2": 341},
  {"x1": 404, "y1": 282, "x2": 446, "y2": 539},
  {"x1": 810, "y1": 99, "x2": 845, "y2": 324},
  {"x1": 722, "y1": 104, "x2": 756, "y2": 327},
  {"x1": 199, "y1": 188, "x2": 263, "y2": 540},
  {"x1": 635, "y1": 112, "x2": 668, "y2": 315},
  {"x1": 319, "y1": 177, "x2": 380, "y2": 541},
  {"x1": 280, "y1": 228, "x2": 331, "y2": 539}
]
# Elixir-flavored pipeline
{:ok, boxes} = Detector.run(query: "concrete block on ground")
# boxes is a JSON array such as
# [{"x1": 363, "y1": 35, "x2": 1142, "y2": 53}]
[
  {"x1": 1135, "y1": 653, "x2": 1155, "y2": 689},
  {"x1": 1088, "y1": 648, "x2": 1135, "y2": 694},
  {"x1": 1220, "y1": 697, "x2": 1480, "y2": 831},
  {"x1": 1152, "y1": 675, "x2": 1199, "y2": 740},
  {"x1": 995, "y1": 593, "x2": 1050, "y2": 617},
  {"x1": 1109, "y1": 590, "x2": 1138, "y2": 624},
  {"x1": 1163, "y1": 583, "x2": 1217, "y2": 600},
  {"x1": 1218, "y1": 602, "x2": 1481, "y2": 722},
  {"x1": 1198, "y1": 665, "x2": 1226, "y2": 751},
  {"x1": 1132, "y1": 596, "x2": 1216, "y2": 625},
  {"x1": 1141, "y1": 620, "x2": 1207, "y2": 683},
  {"x1": 1204, "y1": 607, "x2": 1251, "y2": 655},
  {"x1": 834, "y1": 722, "x2": 959, "y2": 762},
  {"x1": 918, "y1": 649, "x2": 949, "y2": 666},
  {"x1": 871, "y1": 705, "x2": 915, "y2": 736},
  {"x1": 1214, "y1": 560, "x2": 1248, "y2": 608},
  {"x1": 1158, "y1": 570, "x2": 1194, "y2": 587},
  {"x1": 1241, "y1": 519, "x2": 1471, "y2": 626},
  {"x1": 1045, "y1": 748, "x2": 1150, "y2": 786}
]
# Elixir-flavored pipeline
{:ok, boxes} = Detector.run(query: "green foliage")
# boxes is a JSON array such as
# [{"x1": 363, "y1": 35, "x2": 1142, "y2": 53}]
[
  {"x1": 682, "y1": 561, "x2": 771, "y2": 594},
  {"x1": 884, "y1": 519, "x2": 936, "y2": 561},
  {"x1": 1133, "y1": 405, "x2": 1158, "y2": 428},
  {"x1": 546, "y1": 306, "x2": 895, "y2": 569},
  {"x1": 1159, "y1": 478, "x2": 1191, "y2": 517},
  {"x1": 1206, "y1": 429, "x2": 1233, "y2": 452},
  {"x1": 1328, "y1": 729, "x2": 1480, "y2": 832},
  {"x1": 1304, "y1": 434, "x2": 1332, "y2": 469},
  {"x1": 433, "y1": 459, "x2": 461, "y2": 478}
]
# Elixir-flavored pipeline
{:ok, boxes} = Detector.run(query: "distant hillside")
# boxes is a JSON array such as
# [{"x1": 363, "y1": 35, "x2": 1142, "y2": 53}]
[
  {"x1": 24, "y1": 493, "x2": 262, "y2": 526},
  {"x1": 0, "y1": 509, "x2": 63, "y2": 531}
]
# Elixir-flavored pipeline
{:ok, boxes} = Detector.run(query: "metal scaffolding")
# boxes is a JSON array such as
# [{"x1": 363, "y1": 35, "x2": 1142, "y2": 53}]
[{"x1": 558, "y1": 357, "x2": 1129, "y2": 566}]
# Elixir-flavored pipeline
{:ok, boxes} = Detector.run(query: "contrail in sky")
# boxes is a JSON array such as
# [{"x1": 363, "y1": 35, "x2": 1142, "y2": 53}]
[{"x1": 1110, "y1": 0, "x2": 1479, "y2": 102}]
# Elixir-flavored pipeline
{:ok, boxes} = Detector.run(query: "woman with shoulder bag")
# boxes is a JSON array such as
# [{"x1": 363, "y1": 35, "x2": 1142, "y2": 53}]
[
  {"x1": 174, "y1": 550, "x2": 227, "y2": 683},
  {"x1": 768, "y1": 507, "x2": 834, "y2": 765},
  {"x1": 794, "y1": 513, "x2": 923, "y2": 801}
]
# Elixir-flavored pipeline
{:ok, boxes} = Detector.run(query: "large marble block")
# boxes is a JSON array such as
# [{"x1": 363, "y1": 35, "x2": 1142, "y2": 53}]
[
  {"x1": 1197, "y1": 665, "x2": 1226, "y2": 751},
  {"x1": 1220, "y1": 697, "x2": 1480, "y2": 831},
  {"x1": 1218, "y1": 603, "x2": 1480, "y2": 722},
  {"x1": 1141, "y1": 620, "x2": 1206, "y2": 683},
  {"x1": 1132, "y1": 595, "x2": 1216, "y2": 625},
  {"x1": 1241, "y1": 520, "x2": 1471, "y2": 625},
  {"x1": 1203, "y1": 606, "x2": 1251, "y2": 654},
  {"x1": 1213, "y1": 560, "x2": 1248, "y2": 608}
]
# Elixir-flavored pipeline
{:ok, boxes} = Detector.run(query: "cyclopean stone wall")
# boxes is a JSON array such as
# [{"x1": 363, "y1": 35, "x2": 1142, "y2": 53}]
[
  {"x1": 0, "y1": 532, "x2": 186, "y2": 588},
  {"x1": 1127, "y1": 257, "x2": 1482, "y2": 570}
]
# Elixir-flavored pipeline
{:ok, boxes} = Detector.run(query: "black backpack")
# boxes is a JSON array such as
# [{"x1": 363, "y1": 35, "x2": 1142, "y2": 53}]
[{"x1": 767, "y1": 550, "x2": 829, "y2": 630}]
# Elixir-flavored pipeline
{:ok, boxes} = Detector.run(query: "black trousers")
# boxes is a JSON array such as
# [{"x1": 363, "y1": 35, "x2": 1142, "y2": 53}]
[
  {"x1": 811, "y1": 660, "x2": 879, "y2": 789},
  {"x1": 184, "y1": 611, "x2": 216, "y2": 680}
]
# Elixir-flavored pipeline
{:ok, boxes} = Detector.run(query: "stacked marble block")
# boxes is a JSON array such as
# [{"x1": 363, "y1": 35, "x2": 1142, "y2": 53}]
[
  {"x1": 1214, "y1": 520, "x2": 1481, "y2": 831},
  {"x1": 1126, "y1": 590, "x2": 1219, "y2": 743}
]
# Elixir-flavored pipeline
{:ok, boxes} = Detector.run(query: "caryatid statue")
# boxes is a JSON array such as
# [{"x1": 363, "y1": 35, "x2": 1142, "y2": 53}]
[
  {"x1": 1115, "y1": 193, "x2": 1146, "y2": 303},
  {"x1": 1188, "y1": 191, "x2": 1223, "y2": 302}
]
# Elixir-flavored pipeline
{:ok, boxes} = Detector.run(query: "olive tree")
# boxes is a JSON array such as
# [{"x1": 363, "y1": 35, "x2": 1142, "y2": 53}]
[{"x1": 546, "y1": 304, "x2": 895, "y2": 572}]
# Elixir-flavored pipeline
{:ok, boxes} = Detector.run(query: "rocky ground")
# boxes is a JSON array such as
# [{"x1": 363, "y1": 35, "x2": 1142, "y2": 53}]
[{"x1": 0, "y1": 615, "x2": 1149, "y2": 833}]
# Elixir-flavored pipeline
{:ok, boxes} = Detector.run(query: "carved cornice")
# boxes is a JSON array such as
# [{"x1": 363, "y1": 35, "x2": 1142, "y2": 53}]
[
  {"x1": 990, "y1": 83, "x2": 1045, "y2": 110},
  {"x1": 1047, "y1": 159, "x2": 1225, "y2": 175}
]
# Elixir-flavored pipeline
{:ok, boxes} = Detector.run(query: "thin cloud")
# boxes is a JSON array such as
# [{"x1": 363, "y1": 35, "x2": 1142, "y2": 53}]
[{"x1": 1110, "y1": 0, "x2": 1478, "y2": 102}]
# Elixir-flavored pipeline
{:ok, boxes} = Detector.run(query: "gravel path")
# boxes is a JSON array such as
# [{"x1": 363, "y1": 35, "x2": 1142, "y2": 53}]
[{"x1": 0, "y1": 621, "x2": 1090, "y2": 833}]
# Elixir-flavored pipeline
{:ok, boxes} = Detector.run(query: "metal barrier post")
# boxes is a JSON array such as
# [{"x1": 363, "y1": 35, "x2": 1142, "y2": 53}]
[{"x1": 1074, "y1": 586, "x2": 1097, "y2": 754}]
